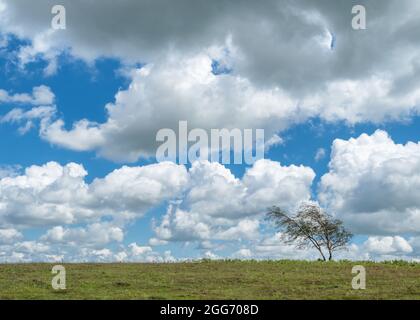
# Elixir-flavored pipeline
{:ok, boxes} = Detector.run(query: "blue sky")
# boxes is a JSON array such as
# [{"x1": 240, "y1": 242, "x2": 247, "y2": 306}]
[{"x1": 1, "y1": 0, "x2": 420, "y2": 262}]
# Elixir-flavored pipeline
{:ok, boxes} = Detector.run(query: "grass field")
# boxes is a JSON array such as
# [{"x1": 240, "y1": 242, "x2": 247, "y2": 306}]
[{"x1": 0, "y1": 260, "x2": 419, "y2": 299}]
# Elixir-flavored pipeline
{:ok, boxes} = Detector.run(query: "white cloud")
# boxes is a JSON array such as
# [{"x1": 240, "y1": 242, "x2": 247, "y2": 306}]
[
  {"x1": 90, "y1": 162, "x2": 189, "y2": 219},
  {"x1": 40, "y1": 119, "x2": 105, "y2": 151},
  {"x1": 0, "y1": 85, "x2": 55, "y2": 105},
  {"x1": 0, "y1": 158, "x2": 313, "y2": 260},
  {"x1": 320, "y1": 130, "x2": 420, "y2": 235},
  {"x1": 35, "y1": 49, "x2": 420, "y2": 162},
  {"x1": 79, "y1": 248, "x2": 114, "y2": 262},
  {"x1": 0, "y1": 164, "x2": 21, "y2": 178},
  {"x1": 265, "y1": 134, "x2": 284, "y2": 150},
  {"x1": 0, "y1": 239, "x2": 176, "y2": 263},
  {"x1": 0, "y1": 86, "x2": 56, "y2": 134},
  {"x1": 153, "y1": 159, "x2": 314, "y2": 243},
  {"x1": 315, "y1": 148, "x2": 326, "y2": 162},
  {"x1": 217, "y1": 219, "x2": 260, "y2": 241},
  {"x1": 363, "y1": 236, "x2": 413, "y2": 254},
  {"x1": 41, "y1": 223, "x2": 124, "y2": 248},
  {"x1": 2, "y1": 0, "x2": 419, "y2": 98},
  {"x1": 236, "y1": 232, "x2": 319, "y2": 260},
  {"x1": 128, "y1": 243, "x2": 152, "y2": 256},
  {"x1": 203, "y1": 251, "x2": 220, "y2": 260},
  {"x1": 14, "y1": 241, "x2": 50, "y2": 254},
  {"x1": 2, "y1": 1, "x2": 420, "y2": 262},
  {"x1": 1, "y1": 105, "x2": 56, "y2": 134},
  {"x1": 231, "y1": 234, "x2": 420, "y2": 261},
  {"x1": 2, "y1": 2, "x2": 420, "y2": 162},
  {"x1": 0, "y1": 228, "x2": 23, "y2": 244},
  {"x1": 0, "y1": 161, "x2": 188, "y2": 227},
  {"x1": 233, "y1": 248, "x2": 252, "y2": 259},
  {"x1": 39, "y1": 51, "x2": 305, "y2": 161}
]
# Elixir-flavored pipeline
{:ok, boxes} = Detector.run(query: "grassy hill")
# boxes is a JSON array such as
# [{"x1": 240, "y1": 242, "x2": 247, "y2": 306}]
[{"x1": 0, "y1": 260, "x2": 419, "y2": 299}]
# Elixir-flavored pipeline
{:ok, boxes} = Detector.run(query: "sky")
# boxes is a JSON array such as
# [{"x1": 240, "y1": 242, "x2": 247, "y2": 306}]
[{"x1": 0, "y1": 0, "x2": 420, "y2": 262}]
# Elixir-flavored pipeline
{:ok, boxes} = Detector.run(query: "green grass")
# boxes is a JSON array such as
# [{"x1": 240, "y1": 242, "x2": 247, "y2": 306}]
[{"x1": 0, "y1": 260, "x2": 419, "y2": 299}]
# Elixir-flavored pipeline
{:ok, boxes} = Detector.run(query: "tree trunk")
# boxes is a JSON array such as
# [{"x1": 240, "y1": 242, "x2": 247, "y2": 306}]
[{"x1": 317, "y1": 248, "x2": 326, "y2": 261}]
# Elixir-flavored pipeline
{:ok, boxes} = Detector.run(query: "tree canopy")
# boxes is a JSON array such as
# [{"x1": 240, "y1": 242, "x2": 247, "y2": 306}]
[{"x1": 266, "y1": 202, "x2": 352, "y2": 261}]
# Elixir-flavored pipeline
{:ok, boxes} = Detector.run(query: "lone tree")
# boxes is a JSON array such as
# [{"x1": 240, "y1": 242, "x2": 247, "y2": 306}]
[{"x1": 266, "y1": 202, "x2": 352, "y2": 261}]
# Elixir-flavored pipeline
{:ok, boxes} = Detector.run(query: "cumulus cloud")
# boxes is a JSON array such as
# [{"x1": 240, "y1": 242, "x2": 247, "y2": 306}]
[
  {"x1": 0, "y1": 158, "x2": 316, "y2": 261},
  {"x1": 36, "y1": 50, "x2": 420, "y2": 162},
  {"x1": 1, "y1": 1, "x2": 420, "y2": 161},
  {"x1": 153, "y1": 159, "x2": 315, "y2": 243},
  {"x1": 79, "y1": 245, "x2": 175, "y2": 263},
  {"x1": 2, "y1": 0, "x2": 420, "y2": 99},
  {"x1": 231, "y1": 232, "x2": 319, "y2": 260},
  {"x1": 2, "y1": 1, "x2": 420, "y2": 262},
  {"x1": 233, "y1": 248, "x2": 253, "y2": 259},
  {"x1": 0, "y1": 236, "x2": 176, "y2": 263},
  {"x1": 364, "y1": 236, "x2": 413, "y2": 255},
  {"x1": 0, "y1": 241, "x2": 55, "y2": 263},
  {"x1": 41, "y1": 118, "x2": 104, "y2": 151},
  {"x1": 0, "y1": 156, "x2": 318, "y2": 261},
  {"x1": 319, "y1": 130, "x2": 420, "y2": 235},
  {"x1": 0, "y1": 228, "x2": 23, "y2": 244},
  {"x1": 232, "y1": 234, "x2": 420, "y2": 261},
  {"x1": 13, "y1": 244, "x2": 174, "y2": 263},
  {"x1": 39, "y1": 51, "x2": 304, "y2": 161},
  {"x1": 41, "y1": 223, "x2": 124, "y2": 248},
  {"x1": 0, "y1": 161, "x2": 188, "y2": 227},
  {"x1": 0, "y1": 164, "x2": 21, "y2": 178},
  {"x1": 254, "y1": 232, "x2": 318, "y2": 260}
]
